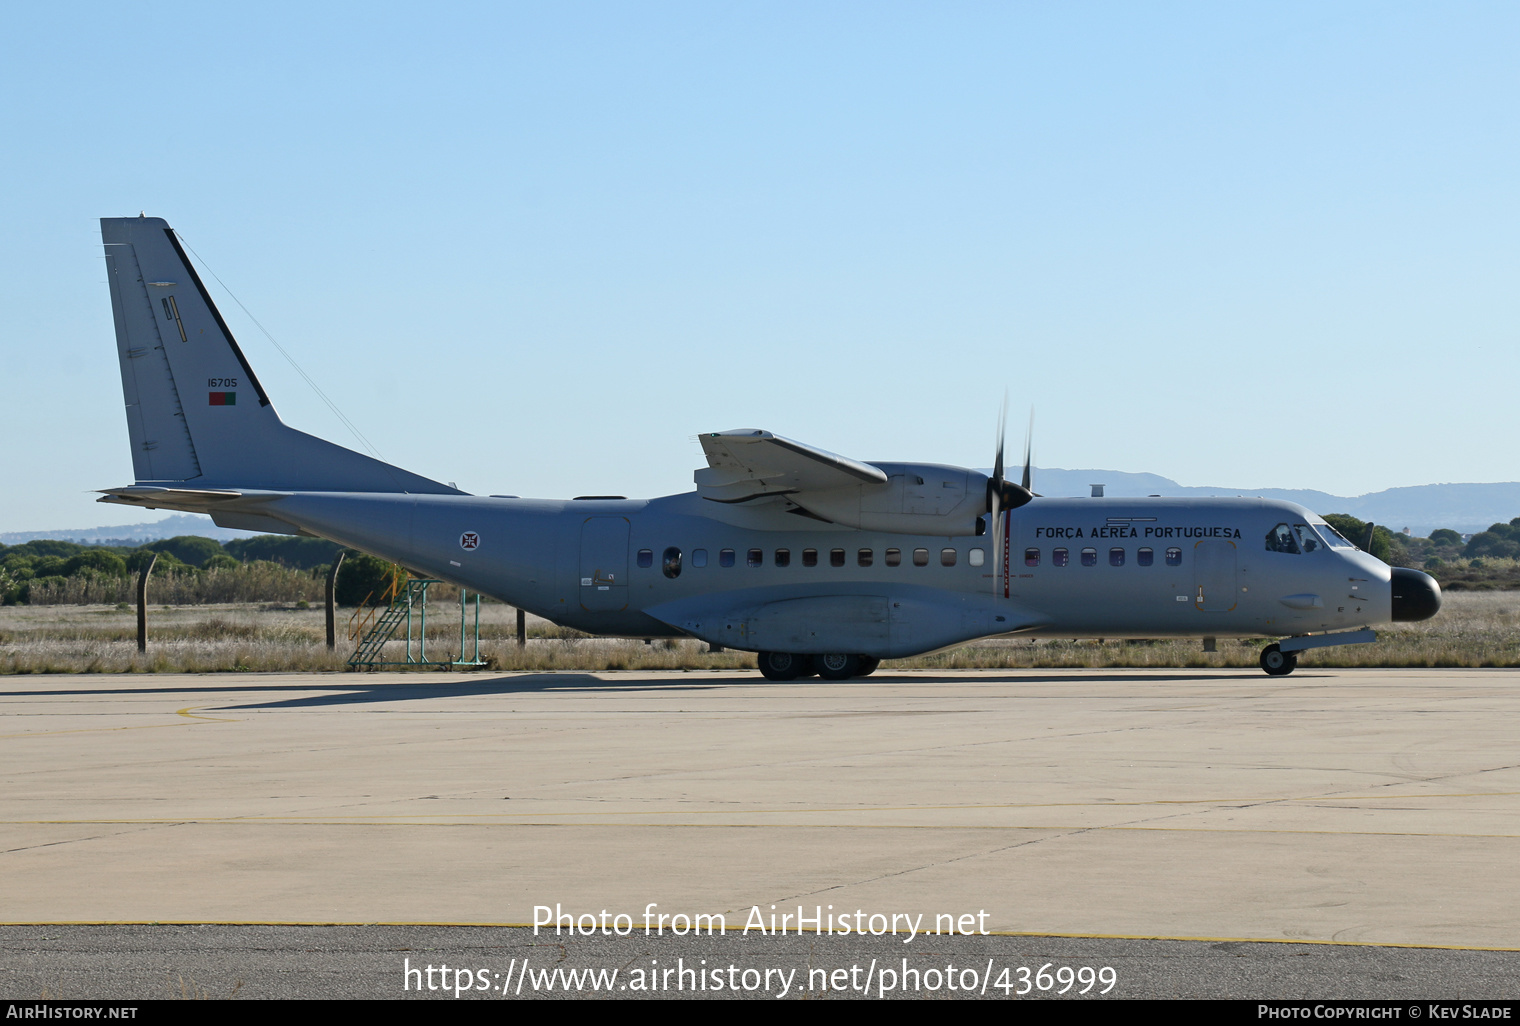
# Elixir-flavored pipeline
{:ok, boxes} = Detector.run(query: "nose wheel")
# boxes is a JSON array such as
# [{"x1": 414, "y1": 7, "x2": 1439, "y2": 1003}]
[{"x1": 1260, "y1": 643, "x2": 1297, "y2": 676}]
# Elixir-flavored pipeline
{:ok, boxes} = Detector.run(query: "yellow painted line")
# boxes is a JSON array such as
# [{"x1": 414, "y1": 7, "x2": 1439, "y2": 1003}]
[
  {"x1": 0, "y1": 920, "x2": 1514, "y2": 951},
  {"x1": 175, "y1": 705, "x2": 239, "y2": 722},
  {"x1": 19, "y1": 788, "x2": 1513, "y2": 815},
  {"x1": 8, "y1": 790, "x2": 1512, "y2": 818},
  {"x1": 3, "y1": 818, "x2": 1518, "y2": 839},
  {"x1": 0, "y1": 706, "x2": 238, "y2": 739}
]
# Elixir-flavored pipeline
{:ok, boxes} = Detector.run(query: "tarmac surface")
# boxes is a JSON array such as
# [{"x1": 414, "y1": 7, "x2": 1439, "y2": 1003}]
[{"x1": 2, "y1": 667, "x2": 1518, "y2": 998}]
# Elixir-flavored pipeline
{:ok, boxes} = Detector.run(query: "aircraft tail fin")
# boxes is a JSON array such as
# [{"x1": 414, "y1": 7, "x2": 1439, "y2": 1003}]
[{"x1": 100, "y1": 216, "x2": 460, "y2": 495}]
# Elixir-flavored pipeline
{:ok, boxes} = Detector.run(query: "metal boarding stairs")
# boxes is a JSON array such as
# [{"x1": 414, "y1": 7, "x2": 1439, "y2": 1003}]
[
  {"x1": 347, "y1": 576, "x2": 486, "y2": 670},
  {"x1": 347, "y1": 576, "x2": 413, "y2": 667}
]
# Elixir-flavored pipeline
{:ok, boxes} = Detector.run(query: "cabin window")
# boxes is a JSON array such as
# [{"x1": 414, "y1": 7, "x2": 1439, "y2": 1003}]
[
  {"x1": 719, "y1": 548, "x2": 735, "y2": 567},
  {"x1": 913, "y1": 548, "x2": 930, "y2": 566},
  {"x1": 857, "y1": 548, "x2": 873, "y2": 567},
  {"x1": 1081, "y1": 547, "x2": 1097, "y2": 567},
  {"x1": 747, "y1": 548, "x2": 763, "y2": 567},
  {"x1": 885, "y1": 548, "x2": 902, "y2": 567},
  {"x1": 802, "y1": 548, "x2": 818, "y2": 567},
  {"x1": 1110, "y1": 547, "x2": 1125, "y2": 567},
  {"x1": 1053, "y1": 547, "x2": 1069, "y2": 567},
  {"x1": 662, "y1": 547, "x2": 682, "y2": 579},
  {"x1": 1025, "y1": 547, "x2": 1040, "y2": 567},
  {"x1": 1137, "y1": 547, "x2": 1154, "y2": 566},
  {"x1": 691, "y1": 548, "x2": 708, "y2": 568},
  {"x1": 636, "y1": 549, "x2": 653, "y2": 568},
  {"x1": 940, "y1": 548, "x2": 957, "y2": 567},
  {"x1": 1166, "y1": 547, "x2": 1182, "y2": 566},
  {"x1": 969, "y1": 547, "x2": 984, "y2": 567},
  {"x1": 830, "y1": 548, "x2": 846, "y2": 567},
  {"x1": 774, "y1": 548, "x2": 791, "y2": 567}
]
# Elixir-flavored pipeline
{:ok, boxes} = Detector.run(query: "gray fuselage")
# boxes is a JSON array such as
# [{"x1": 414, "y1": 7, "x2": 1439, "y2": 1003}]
[{"x1": 262, "y1": 490, "x2": 1392, "y2": 657}]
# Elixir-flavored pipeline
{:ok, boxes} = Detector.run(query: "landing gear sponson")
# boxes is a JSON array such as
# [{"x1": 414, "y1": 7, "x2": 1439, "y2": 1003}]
[
  {"x1": 763, "y1": 637, "x2": 1381, "y2": 680},
  {"x1": 757, "y1": 652, "x2": 881, "y2": 681}
]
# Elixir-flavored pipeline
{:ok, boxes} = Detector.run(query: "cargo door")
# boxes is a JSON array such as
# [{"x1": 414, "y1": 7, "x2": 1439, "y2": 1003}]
[{"x1": 579, "y1": 517, "x2": 629, "y2": 611}]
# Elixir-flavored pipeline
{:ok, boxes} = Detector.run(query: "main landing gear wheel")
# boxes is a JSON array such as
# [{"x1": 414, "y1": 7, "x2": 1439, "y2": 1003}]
[
  {"x1": 1260, "y1": 643, "x2": 1298, "y2": 676},
  {"x1": 758, "y1": 651, "x2": 809, "y2": 681},
  {"x1": 856, "y1": 657, "x2": 881, "y2": 677},
  {"x1": 816, "y1": 653, "x2": 862, "y2": 680}
]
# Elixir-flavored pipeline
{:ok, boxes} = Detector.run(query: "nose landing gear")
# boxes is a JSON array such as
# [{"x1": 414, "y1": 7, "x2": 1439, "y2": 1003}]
[{"x1": 1260, "y1": 643, "x2": 1297, "y2": 676}]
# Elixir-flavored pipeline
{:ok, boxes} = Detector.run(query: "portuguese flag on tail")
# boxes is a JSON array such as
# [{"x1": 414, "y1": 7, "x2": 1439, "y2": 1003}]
[{"x1": 209, "y1": 392, "x2": 236, "y2": 406}]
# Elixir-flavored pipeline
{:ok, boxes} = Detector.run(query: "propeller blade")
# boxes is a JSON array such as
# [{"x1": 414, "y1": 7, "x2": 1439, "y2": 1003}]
[
  {"x1": 1021, "y1": 410, "x2": 1034, "y2": 493},
  {"x1": 993, "y1": 394, "x2": 1007, "y2": 488},
  {"x1": 987, "y1": 396, "x2": 1035, "y2": 597},
  {"x1": 990, "y1": 396, "x2": 1006, "y2": 596},
  {"x1": 987, "y1": 404, "x2": 1035, "y2": 513}
]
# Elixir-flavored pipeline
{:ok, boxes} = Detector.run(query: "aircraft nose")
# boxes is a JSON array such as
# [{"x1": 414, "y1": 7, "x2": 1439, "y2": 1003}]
[{"x1": 1390, "y1": 567, "x2": 1442, "y2": 622}]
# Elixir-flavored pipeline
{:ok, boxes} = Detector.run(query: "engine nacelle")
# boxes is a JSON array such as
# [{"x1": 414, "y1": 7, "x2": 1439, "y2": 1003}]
[{"x1": 785, "y1": 462, "x2": 990, "y2": 536}]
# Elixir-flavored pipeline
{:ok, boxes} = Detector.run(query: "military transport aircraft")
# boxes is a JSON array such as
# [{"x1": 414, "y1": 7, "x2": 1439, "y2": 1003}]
[{"x1": 95, "y1": 216, "x2": 1442, "y2": 678}]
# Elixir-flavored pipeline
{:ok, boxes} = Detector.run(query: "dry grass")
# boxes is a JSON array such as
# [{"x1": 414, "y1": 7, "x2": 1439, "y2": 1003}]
[{"x1": 0, "y1": 592, "x2": 1515, "y2": 674}]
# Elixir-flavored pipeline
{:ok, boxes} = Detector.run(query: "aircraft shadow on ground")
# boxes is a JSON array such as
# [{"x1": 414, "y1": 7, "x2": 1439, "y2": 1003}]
[
  {"x1": 0, "y1": 674, "x2": 748, "y2": 709},
  {"x1": 0, "y1": 669, "x2": 1276, "y2": 711}
]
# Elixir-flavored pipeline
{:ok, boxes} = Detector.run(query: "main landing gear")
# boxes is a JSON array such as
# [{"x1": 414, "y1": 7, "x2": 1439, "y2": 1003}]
[
  {"x1": 757, "y1": 651, "x2": 881, "y2": 681},
  {"x1": 1259, "y1": 643, "x2": 1297, "y2": 676}
]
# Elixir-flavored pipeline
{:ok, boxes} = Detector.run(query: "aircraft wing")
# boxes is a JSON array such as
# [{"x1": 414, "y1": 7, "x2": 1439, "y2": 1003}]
[{"x1": 696, "y1": 429, "x2": 888, "y2": 504}]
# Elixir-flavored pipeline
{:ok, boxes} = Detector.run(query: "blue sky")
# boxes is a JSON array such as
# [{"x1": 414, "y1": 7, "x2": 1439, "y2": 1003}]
[{"x1": 3, "y1": 2, "x2": 1516, "y2": 532}]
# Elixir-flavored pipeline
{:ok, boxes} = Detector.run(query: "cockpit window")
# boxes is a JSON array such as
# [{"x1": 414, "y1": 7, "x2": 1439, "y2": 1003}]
[
  {"x1": 1312, "y1": 521, "x2": 1357, "y2": 550},
  {"x1": 1293, "y1": 524, "x2": 1321, "y2": 553},
  {"x1": 1265, "y1": 523, "x2": 1300, "y2": 554}
]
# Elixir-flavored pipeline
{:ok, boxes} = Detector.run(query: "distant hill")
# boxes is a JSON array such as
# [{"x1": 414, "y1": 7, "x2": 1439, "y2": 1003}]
[
  {"x1": 0, "y1": 513, "x2": 257, "y2": 546},
  {"x1": 1026, "y1": 470, "x2": 1520, "y2": 536},
  {"x1": 8, "y1": 475, "x2": 1520, "y2": 545}
]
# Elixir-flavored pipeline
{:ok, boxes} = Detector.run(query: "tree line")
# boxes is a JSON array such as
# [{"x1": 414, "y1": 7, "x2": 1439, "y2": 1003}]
[
  {"x1": 0, "y1": 536, "x2": 404, "y2": 606},
  {"x1": 1318, "y1": 515, "x2": 1520, "y2": 590}
]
